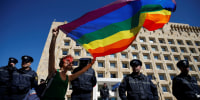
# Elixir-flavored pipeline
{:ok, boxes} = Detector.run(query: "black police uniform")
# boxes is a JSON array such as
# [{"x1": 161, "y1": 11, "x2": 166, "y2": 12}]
[
  {"x1": 172, "y1": 73, "x2": 200, "y2": 100},
  {"x1": 10, "y1": 56, "x2": 38, "y2": 100},
  {"x1": 119, "y1": 73, "x2": 158, "y2": 100},
  {"x1": 172, "y1": 60, "x2": 200, "y2": 100},
  {"x1": 71, "y1": 58, "x2": 97, "y2": 100},
  {"x1": 100, "y1": 86, "x2": 109, "y2": 100},
  {"x1": 0, "y1": 57, "x2": 18, "y2": 100}
]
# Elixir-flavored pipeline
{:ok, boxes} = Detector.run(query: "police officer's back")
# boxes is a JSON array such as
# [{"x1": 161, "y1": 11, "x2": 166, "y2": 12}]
[
  {"x1": 119, "y1": 59, "x2": 158, "y2": 100},
  {"x1": 11, "y1": 55, "x2": 38, "y2": 100},
  {"x1": 0, "y1": 57, "x2": 18, "y2": 100},
  {"x1": 172, "y1": 60, "x2": 200, "y2": 100},
  {"x1": 71, "y1": 58, "x2": 97, "y2": 100}
]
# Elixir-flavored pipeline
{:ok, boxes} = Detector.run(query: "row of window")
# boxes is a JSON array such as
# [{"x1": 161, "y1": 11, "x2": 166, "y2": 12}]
[
  {"x1": 96, "y1": 71, "x2": 200, "y2": 82},
  {"x1": 131, "y1": 44, "x2": 200, "y2": 54},
  {"x1": 137, "y1": 36, "x2": 200, "y2": 46}
]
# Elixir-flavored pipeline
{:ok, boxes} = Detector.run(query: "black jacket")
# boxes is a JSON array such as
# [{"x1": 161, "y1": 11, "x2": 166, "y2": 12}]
[
  {"x1": 172, "y1": 73, "x2": 200, "y2": 100},
  {"x1": 71, "y1": 67, "x2": 97, "y2": 93},
  {"x1": 100, "y1": 86, "x2": 109, "y2": 98},
  {"x1": 119, "y1": 73, "x2": 158, "y2": 100}
]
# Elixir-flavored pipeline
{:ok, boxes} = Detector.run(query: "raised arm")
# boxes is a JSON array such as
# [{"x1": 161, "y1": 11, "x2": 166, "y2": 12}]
[
  {"x1": 68, "y1": 58, "x2": 96, "y2": 81},
  {"x1": 48, "y1": 27, "x2": 59, "y2": 79}
]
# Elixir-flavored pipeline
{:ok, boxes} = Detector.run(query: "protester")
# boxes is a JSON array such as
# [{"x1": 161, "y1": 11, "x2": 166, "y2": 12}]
[
  {"x1": 71, "y1": 58, "x2": 97, "y2": 100},
  {"x1": 172, "y1": 60, "x2": 200, "y2": 100},
  {"x1": 0, "y1": 57, "x2": 18, "y2": 100},
  {"x1": 100, "y1": 83, "x2": 109, "y2": 100},
  {"x1": 118, "y1": 59, "x2": 158, "y2": 100},
  {"x1": 41, "y1": 27, "x2": 96, "y2": 100},
  {"x1": 11, "y1": 55, "x2": 38, "y2": 100}
]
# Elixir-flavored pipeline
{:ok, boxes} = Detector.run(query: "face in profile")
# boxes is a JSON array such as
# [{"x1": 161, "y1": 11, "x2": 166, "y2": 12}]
[{"x1": 180, "y1": 67, "x2": 189, "y2": 74}]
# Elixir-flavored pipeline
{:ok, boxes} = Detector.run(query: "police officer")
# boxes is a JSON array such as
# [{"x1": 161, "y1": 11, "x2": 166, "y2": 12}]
[
  {"x1": 71, "y1": 58, "x2": 97, "y2": 100},
  {"x1": 11, "y1": 55, "x2": 38, "y2": 100},
  {"x1": 172, "y1": 60, "x2": 200, "y2": 100},
  {"x1": 100, "y1": 83, "x2": 109, "y2": 100},
  {"x1": 0, "y1": 57, "x2": 18, "y2": 100},
  {"x1": 118, "y1": 59, "x2": 158, "y2": 100}
]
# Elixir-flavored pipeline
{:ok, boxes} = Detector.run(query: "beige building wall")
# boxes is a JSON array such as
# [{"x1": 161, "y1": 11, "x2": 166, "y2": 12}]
[{"x1": 37, "y1": 21, "x2": 200, "y2": 100}]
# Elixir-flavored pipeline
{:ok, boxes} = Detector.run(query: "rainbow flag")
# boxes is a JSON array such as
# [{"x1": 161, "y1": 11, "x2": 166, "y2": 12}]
[{"x1": 59, "y1": 0, "x2": 176, "y2": 58}]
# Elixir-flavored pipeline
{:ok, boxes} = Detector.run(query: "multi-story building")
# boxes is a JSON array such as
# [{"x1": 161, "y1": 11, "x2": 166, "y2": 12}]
[{"x1": 37, "y1": 21, "x2": 200, "y2": 100}]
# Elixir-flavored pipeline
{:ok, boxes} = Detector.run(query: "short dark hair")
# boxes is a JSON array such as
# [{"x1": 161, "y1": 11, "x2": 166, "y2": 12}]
[{"x1": 130, "y1": 59, "x2": 142, "y2": 67}]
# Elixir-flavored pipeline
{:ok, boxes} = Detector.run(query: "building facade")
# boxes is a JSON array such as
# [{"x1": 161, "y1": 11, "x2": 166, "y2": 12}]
[{"x1": 37, "y1": 21, "x2": 200, "y2": 100}]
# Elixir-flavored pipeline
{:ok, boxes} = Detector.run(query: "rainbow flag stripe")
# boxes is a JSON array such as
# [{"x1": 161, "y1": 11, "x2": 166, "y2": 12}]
[{"x1": 59, "y1": 0, "x2": 176, "y2": 58}]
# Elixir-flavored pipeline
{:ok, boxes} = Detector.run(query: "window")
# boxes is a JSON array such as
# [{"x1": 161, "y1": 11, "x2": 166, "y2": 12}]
[
  {"x1": 151, "y1": 45, "x2": 158, "y2": 51},
  {"x1": 174, "y1": 55, "x2": 180, "y2": 61},
  {"x1": 189, "y1": 65, "x2": 195, "y2": 71},
  {"x1": 156, "y1": 64, "x2": 162, "y2": 70},
  {"x1": 121, "y1": 53, "x2": 127, "y2": 58},
  {"x1": 122, "y1": 63, "x2": 128, "y2": 68},
  {"x1": 149, "y1": 38, "x2": 155, "y2": 43},
  {"x1": 143, "y1": 54, "x2": 150, "y2": 59},
  {"x1": 193, "y1": 56, "x2": 199, "y2": 62},
  {"x1": 177, "y1": 40, "x2": 183, "y2": 45},
  {"x1": 110, "y1": 62, "x2": 116, "y2": 68},
  {"x1": 186, "y1": 40, "x2": 193, "y2": 45},
  {"x1": 180, "y1": 47, "x2": 187, "y2": 53},
  {"x1": 131, "y1": 44, "x2": 137, "y2": 50},
  {"x1": 167, "y1": 65, "x2": 173, "y2": 70},
  {"x1": 171, "y1": 47, "x2": 177, "y2": 52},
  {"x1": 64, "y1": 41, "x2": 70, "y2": 46},
  {"x1": 159, "y1": 74, "x2": 165, "y2": 80},
  {"x1": 110, "y1": 73, "x2": 116, "y2": 78},
  {"x1": 110, "y1": 54, "x2": 116, "y2": 58},
  {"x1": 170, "y1": 74, "x2": 175, "y2": 80},
  {"x1": 189, "y1": 48, "x2": 196, "y2": 53},
  {"x1": 140, "y1": 37, "x2": 146, "y2": 42},
  {"x1": 147, "y1": 74, "x2": 153, "y2": 80},
  {"x1": 154, "y1": 54, "x2": 160, "y2": 60},
  {"x1": 161, "y1": 46, "x2": 168, "y2": 51},
  {"x1": 195, "y1": 41, "x2": 200, "y2": 46},
  {"x1": 162, "y1": 86, "x2": 168, "y2": 92},
  {"x1": 98, "y1": 62, "x2": 104, "y2": 67},
  {"x1": 168, "y1": 39, "x2": 174, "y2": 44},
  {"x1": 141, "y1": 45, "x2": 147, "y2": 50},
  {"x1": 159, "y1": 38, "x2": 165, "y2": 43},
  {"x1": 123, "y1": 73, "x2": 128, "y2": 78},
  {"x1": 184, "y1": 56, "x2": 191, "y2": 61},
  {"x1": 86, "y1": 52, "x2": 91, "y2": 56},
  {"x1": 198, "y1": 65, "x2": 200, "y2": 71},
  {"x1": 145, "y1": 64, "x2": 151, "y2": 69},
  {"x1": 132, "y1": 54, "x2": 138, "y2": 59},
  {"x1": 76, "y1": 42, "x2": 80, "y2": 46},
  {"x1": 98, "y1": 73, "x2": 104, "y2": 78},
  {"x1": 62, "y1": 50, "x2": 68, "y2": 55},
  {"x1": 164, "y1": 55, "x2": 171, "y2": 60},
  {"x1": 74, "y1": 51, "x2": 80, "y2": 56}
]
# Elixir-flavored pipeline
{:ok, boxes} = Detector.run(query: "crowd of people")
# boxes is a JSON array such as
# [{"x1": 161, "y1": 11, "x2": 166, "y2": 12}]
[{"x1": 1, "y1": 27, "x2": 200, "y2": 100}]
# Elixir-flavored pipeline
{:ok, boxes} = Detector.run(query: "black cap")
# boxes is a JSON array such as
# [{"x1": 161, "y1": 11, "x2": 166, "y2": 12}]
[
  {"x1": 9, "y1": 57, "x2": 18, "y2": 64},
  {"x1": 79, "y1": 58, "x2": 91, "y2": 62},
  {"x1": 130, "y1": 59, "x2": 142, "y2": 67},
  {"x1": 177, "y1": 60, "x2": 189, "y2": 68},
  {"x1": 21, "y1": 55, "x2": 33, "y2": 63}
]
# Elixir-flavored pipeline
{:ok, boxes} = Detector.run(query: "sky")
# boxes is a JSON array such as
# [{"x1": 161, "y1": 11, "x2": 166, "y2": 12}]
[{"x1": 0, "y1": 0, "x2": 200, "y2": 71}]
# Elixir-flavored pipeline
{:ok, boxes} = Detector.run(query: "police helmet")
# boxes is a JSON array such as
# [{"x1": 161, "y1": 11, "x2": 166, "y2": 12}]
[
  {"x1": 79, "y1": 58, "x2": 91, "y2": 66},
  {"x1": 79, "y1": 58, "x2": 91, "y2": 63},
  {"x1": 21, "y1": 55, "x2": 34, "y2": 63},
  {"x1": 130, "y1": 59, "x2": 142, "y2": 67},
  {"x1": 177, "y1": 60, "x2": 189, "y2": 68},
  {"x1": 9, "y1": 57, "x2": 18, "y2": 64}
]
